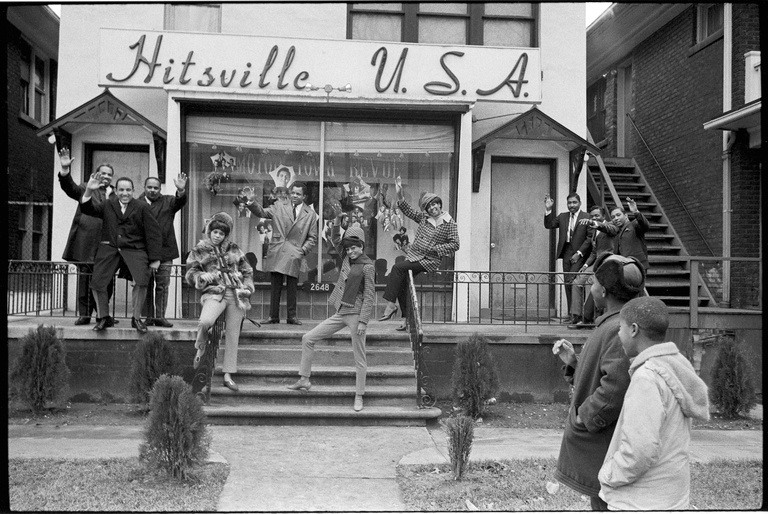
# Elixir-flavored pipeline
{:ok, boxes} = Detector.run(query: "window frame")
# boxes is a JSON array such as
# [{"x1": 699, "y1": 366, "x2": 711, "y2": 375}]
[
  {"x1": 347, "y1": 3, "x2": 539, "y2": 47},
  {"x1": 164, "y1": 3, "x2": 222, "y2": 32},
  {"x1": 18, "y1": 35, "x2": 52, "y2": 127},
  {"x1": 696, "y1": 3, "x2": 724, "y2": 44}
]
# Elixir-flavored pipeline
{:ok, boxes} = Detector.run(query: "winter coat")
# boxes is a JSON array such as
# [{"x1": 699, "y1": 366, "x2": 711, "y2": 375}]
[
  {"x1": 137, "y1": 191, "x2": 187, "y2": 261},
  {"x1": 326, "y1": 224, "x2": 375, "y2": 324},
  {"x1": 554, "y1": 310, "x2": 631, "y2": 497},
  {"x1": 598, "y1": 342, "x2": 710, "y2": 510},
  {"x1": 397, "y1": 199, "x2": 460, "y2": 273},
  {"x1": 59, "y1": 172, "x2": 112, "y2": 262},
  {"x1": 246, "y1": 200, "x2": 318, "y2": 277},
  {"x1": 185, "y1": 213, "x2": 254, "y2": 306}
]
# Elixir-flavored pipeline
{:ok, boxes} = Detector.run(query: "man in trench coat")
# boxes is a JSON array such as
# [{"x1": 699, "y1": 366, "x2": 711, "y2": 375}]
[{"x1": 246, "y1": 181, "x2": 318, "y2": 324}]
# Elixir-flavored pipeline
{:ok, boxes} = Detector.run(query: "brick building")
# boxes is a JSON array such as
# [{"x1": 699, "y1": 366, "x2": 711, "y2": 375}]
[
  {"x1": 6, "y1": 6, "x2": 59, "y2": 260},
  {"x1": 587, "y1": 3, "x2": 761, "y2": 309}
]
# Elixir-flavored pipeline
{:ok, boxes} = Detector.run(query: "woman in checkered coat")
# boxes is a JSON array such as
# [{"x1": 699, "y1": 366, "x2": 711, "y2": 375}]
[{"x1": 378, "y1": 176, "x2": 460, "y2": 330}]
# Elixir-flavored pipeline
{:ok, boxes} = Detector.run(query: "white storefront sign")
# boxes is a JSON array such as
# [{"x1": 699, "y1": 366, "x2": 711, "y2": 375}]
[{"x1": 99, "y1": 29, "x2": 541, "y2": 103}]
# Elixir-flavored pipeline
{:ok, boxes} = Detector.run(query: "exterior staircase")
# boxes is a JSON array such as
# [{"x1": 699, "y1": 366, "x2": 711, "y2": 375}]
[
  {"x1": 587, "y1": 157, "x2": 713, "y2": 307},
  {"x1": 202, "y1": 327, "x2": 441, "y2": 426}
]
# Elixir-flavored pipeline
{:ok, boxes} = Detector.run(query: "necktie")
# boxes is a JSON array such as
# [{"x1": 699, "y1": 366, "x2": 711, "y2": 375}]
[
  {"x1": 568, "y1": 214, "x2": 575, "y2": 242},
  {"x1": 121, "y1": 203, "x2": 127, "y2": 215}
]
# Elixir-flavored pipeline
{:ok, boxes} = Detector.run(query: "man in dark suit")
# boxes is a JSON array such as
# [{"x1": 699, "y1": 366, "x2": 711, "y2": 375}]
[
  {"x1": 606, "y1": 198, "x2": 650, "y2": 271},
  {"x1": 138, "y1": 174, "x2": 188, "y2": 327},
  {"x1": 245, "y1": 181, "x2": 318, "y2": 325},
  {"x1": 57, "y1": 147, "x2": 116, "y2": 325},
  {"x1": 544, "y1": 192, "x2": 592, "y2": 322},
  {"x1": 80, "y1": 173, "x2": 162, "y2": 333}
]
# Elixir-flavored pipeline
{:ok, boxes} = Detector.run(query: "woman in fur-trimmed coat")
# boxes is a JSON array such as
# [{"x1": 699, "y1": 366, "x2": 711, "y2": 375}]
[{"x1": 185, "y1": 212, "x2": 254, "y2": 391}]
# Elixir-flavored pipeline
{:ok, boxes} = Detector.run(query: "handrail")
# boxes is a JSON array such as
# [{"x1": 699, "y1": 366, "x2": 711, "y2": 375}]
[
  {"x1": 406, "y1": 270, "x2": 434, "y2": 408},
  {"x1": 586, "y1": 129, "x2": 623, "y2": 209},
  {"x1": 626, "y1": 113, "x2": 714, "y2": 255},
  {"x1": 191, "y1": 314, "x2": 226, "y2": 403}
]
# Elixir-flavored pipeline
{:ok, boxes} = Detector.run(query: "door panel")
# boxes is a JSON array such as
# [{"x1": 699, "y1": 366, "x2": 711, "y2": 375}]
[{"x1": 490, "y1": 160, "x2": 552, "y2": 318}]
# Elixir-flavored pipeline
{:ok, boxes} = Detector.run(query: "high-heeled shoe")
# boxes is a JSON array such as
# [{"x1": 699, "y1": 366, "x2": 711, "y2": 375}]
[
  {"x1": 378, "y1": 305, "x2": 398, "y2": 322},
  {"x1": 395, "y1": 323, "x2": 407, "y2": 331},
  {"x1": 223, "y1": 376, "x2": 239, "y2": 391},
  {"x1": 287, "y1": 378, "x2": 312, "y2": 391}
]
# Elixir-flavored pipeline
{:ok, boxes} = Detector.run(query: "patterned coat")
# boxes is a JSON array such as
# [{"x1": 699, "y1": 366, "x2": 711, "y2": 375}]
[
  {"x1": 397, "y1": 199, "x2": 460, "y2": 273},
  {"x1": 326, "y1": 224, "x2": 375, "y2": 324},
  {"x1": 185, "y1": 216, "x2": 254, "y2": 306},
  {"x1": 247, "y1": 200, "x2": 318, "y2": 277}
]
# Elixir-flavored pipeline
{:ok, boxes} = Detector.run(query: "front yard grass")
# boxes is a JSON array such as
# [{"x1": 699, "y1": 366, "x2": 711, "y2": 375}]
[
  {"x1": 9, "y1": 457, "x2": 228, "y2": 512},
  {"x1": 397, "y1": 458, "x2": 763, "y2": 511}
]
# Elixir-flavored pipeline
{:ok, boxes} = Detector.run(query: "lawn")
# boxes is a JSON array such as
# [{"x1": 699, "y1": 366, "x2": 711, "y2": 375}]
[
  {"x1": 397, "y1": 458, "x2": 763, "y2": 511},
  {"x1": 9, "y1": 457, "x2": 229, "y2": 511}
]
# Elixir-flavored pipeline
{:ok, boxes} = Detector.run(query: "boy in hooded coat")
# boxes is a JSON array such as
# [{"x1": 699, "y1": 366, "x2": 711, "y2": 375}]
[
  {"x1": 598, "y1": 296, "x2": 710, "y2": 510},
  {"x1": 186, "y1": 212, "x2": 254, "y2": 391}
]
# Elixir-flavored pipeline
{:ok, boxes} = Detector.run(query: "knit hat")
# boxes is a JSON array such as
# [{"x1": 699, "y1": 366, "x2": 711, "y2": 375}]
[
  {"x1": 593, "y1": 253, "x2": 646, "y2": 302},
  {"x1": 419, "y1": 192, "x2": 442, "y2": 211},
  {"x1": 203, "y1": 211, "x2": 234, "y2": 238},
  {"x1": 342, "y1": 225, "x2": 366, "y2": 249}
]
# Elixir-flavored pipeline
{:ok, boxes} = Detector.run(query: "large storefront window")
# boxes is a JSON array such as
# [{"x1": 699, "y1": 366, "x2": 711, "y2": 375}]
[{"x1": 184, "y1": 115, "x2": 455, "y2": 284}]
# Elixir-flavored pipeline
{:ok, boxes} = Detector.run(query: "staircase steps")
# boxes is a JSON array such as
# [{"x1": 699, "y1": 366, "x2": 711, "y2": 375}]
[
  {"x1": 588, "y1": 158, "x2": 713, "y2": 307},
  {"x1": 202, "y1": 330, "x2": 440, "y2": 426}
]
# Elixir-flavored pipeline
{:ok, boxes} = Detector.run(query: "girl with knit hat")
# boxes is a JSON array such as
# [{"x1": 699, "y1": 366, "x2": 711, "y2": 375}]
[
  {"x1": 378, "y1": 176, "x2": 460, "y2": 330},
  {"x1": 186, "y1": 212, "x2": 254, "y2": 391},
  {"x1": 287, "y1": 218, "x2": 375, "y2": 412}
]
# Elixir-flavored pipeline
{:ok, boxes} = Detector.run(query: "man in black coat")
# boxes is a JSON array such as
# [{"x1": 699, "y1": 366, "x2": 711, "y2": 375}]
[
  {"x1": 80, "y1": 173, "x2": 162, "y2": 333},
  {"x1": 57, "y1": 147, "x2": 116, "y2": 325},
  {"x1": 138, "y1": 174, "x2": 188, "y2": 327},
  {"x1": 544, "y1": 192, "x2": 592, "y2": 322}
]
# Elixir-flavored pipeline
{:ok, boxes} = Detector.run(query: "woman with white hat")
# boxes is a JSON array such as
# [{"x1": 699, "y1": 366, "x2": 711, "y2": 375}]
[{"x1": 378, "y1": 176, "x2": 460, "y2": 330}]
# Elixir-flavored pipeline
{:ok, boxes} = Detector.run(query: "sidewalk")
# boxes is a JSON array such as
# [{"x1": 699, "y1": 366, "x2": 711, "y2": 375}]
[{"x1": 8, "y1": 419, "x2": 763, "y2": 511}]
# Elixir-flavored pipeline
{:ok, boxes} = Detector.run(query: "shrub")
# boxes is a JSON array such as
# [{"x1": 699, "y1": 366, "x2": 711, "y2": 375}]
[
  {"x1": 442, "y1": 415, "x2": 475, "y2": 480},
  {"x1": 710, "y1": 339, "x2": 757, "y2": 419},
  {"x1": 129, "y1": 333, "x2": 176, "y2": 405},
  {"x1": 450, "y1": 333, "x2": 499, "y2": 419},
  {"x1": 9, "y1": 325, "x2": 70, "y2": 413},
  {"x1": 139, "y1": 374, "x2": 210, "y2": 480}
]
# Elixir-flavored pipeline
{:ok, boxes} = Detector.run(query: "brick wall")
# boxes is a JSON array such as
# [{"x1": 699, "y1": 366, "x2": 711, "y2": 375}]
[
  {"x1": 731, "y1": 3, "x2": 761, "y2": 109},
  {"x1": 629, "y1": 7, "x2": 724, "y2": 258},
  {"x1": 6, "y1": 21, "x2": 57, "y2": 259}
]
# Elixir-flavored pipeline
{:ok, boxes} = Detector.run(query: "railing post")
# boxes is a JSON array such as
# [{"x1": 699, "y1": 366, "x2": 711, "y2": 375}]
[{"x1": 689, "y1": 259, "x2": 699, "y2": 329}]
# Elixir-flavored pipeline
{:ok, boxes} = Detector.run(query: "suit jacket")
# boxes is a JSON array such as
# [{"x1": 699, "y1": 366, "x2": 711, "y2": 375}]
[
  {"x1": 80, "y1": 195, "x2": 163, "y2": 262},
  {"x1": 597, "y1": 212, "x2": 650, "y2": 270},
  {"x1": 137, "y1": 191, "x2": 187, "y2": 261},
  {"x1": 247, "y1": 200, "x2": 318, "y2": 278},
  {"x1": 584, "y1": 226, "x2": 616, "y2": 268},
  {"x1": 544, "y1": 210, "x2": 592, "y2": 261},
  {"x1": 59, "y1": 173, "x2": 112, "y2": 262}
]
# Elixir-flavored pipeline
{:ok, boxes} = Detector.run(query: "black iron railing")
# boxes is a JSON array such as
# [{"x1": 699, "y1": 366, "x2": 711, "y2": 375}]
[
  {"x1": 405, "y1": 270, "x2": 435, "y2": 408},
  {"x1": 190, "y1": 314, "x2": 226, "y2": 404}
]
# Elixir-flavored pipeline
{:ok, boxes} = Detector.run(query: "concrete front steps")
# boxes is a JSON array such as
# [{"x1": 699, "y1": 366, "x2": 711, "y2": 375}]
[{"x1": 202, "y1": 329, "x2": 441, "y2": 426}]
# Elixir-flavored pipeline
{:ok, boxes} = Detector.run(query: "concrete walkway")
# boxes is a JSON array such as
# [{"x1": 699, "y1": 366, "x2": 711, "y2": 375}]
[{"x1": 8, "y1": 419, "x2": 763, "y2": 512}]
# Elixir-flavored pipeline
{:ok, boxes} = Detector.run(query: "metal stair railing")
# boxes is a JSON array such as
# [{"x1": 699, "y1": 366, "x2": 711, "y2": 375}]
[
  {"x1": 586, "y1": 130, "x2": 623, "y2": 211},
  {"x1": 405, "y1": 270, "x2": 435, "y2": 408},
  {"x1": 626, "y1": 113, "x2": 714, "y2": 256},
  {"x1": 191, "y1": 313, "x2": 226, "y2": 403}
]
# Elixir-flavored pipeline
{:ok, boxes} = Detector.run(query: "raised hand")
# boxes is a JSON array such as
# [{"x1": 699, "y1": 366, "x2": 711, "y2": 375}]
[
  {"x1": 174, "y1": 172, "x2": 188, "y2": 191},
  {"x1": 395, "y1": 176, "x2": 404, "y2": 200},
  {"x1": 626, "y1": 197, "x2": 638, "y2": 213},
  {"x1": 58, "y1": 147, "x2": 74, "y2": 174},
  {"x1": 86, "y1": 171, "x2": 104, "y2": 190},
  {"x1": 544, "y1": 194, "x2": 554, "y2": 210}
]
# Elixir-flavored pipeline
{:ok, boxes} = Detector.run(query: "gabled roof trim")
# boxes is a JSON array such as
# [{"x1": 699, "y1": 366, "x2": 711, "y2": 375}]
[
  {"x1": 472, "y1": 106, "x2": 600, "y2": 154},
  {"x1": 37, "y1": 89, "x2": 166, "y2": 140}
]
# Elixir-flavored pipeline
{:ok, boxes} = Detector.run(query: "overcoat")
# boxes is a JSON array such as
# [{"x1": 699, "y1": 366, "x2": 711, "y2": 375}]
[
  {"x1": 554, "y1": 310, "x2": 631, "y2": 497},
  {"x1": 247, "y1": 200, "x2": 318, "y2": 278},
  {"x1": 137, "y1": 191, "x2": 187, "y2": 261},
  {"x1": 59, "y1": 172, "x2": 111, "y2": 262}
]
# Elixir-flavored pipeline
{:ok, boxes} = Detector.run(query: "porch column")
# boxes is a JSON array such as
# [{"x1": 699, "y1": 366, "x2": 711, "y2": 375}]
[
  {"x1": 165, "y1": 94, "x2": 183, "y2": 319},
  {"x1": 454, "y1": 109, "x2": 474, "y2": 323}
]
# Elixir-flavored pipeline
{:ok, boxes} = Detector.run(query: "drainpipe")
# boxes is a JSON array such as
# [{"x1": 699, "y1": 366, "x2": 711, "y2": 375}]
[{"x1": 721, "y1": 3, "x2": 733, "y2": 306}]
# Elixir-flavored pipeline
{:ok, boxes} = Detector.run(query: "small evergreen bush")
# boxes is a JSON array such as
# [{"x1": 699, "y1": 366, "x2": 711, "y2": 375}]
[
  {"x1": 139, "y1": 374, "x2": 211, "y2": 480},
  {"x1": 442, "y1": 415, "x2": 474, "y2": 480},
  {"x1": 450, "y1": 333, "x2": 499, "y2": 419},
  {"x1": 9, "y1": 325, "x2": 70, "y2": 413},
  {"x1": 710, "y1": 339, "x2": 757, "y2": 419},
  {"x1": 129, "y1": 332, "x2": 175, "y2": 405}
]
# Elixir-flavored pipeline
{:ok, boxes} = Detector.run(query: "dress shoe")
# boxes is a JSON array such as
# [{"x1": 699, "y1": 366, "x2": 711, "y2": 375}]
[
  {"x1": 287, "y1": 318, "x2": 302, "y2": 325},
  {"x1": 287, "y1": 378, "x2": 312, "y2": 391},
  {"x1": 568, "y1": 320, "x2": 595, "y2": 330},
  {"x1": 152, "y1": 318, "x2": 174, "y2": 328},
  {"x1": 93, "y1": 316, "x2": 111, "y2": 331},
  {"x1": 378, "y1": 305, "x2": 398, "y2": 322},
  {"x1": 223, "y1": 376, "x2": 239, "y2": 392},
  {"x1": 74, "y1": 317, "x2": 91, "y2": 326},
  {"x1": 395, "y1": 323, "x2": 407, "y2": 332},
  {"x1": 131, "y1": 317, "x2": 148, "y2": 334},
  {"x1": 353, "y1": 395, "x2": 364, "y2": 412},
  {"x1": 104, "y1": 316, "x2": 116, "y2": 328},
  {"x1": 262, "y1": 318, "x2": 280, "y2": 324}
]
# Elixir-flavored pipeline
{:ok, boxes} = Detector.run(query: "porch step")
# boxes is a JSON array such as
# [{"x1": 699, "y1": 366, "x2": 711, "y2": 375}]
[
  {"x1": 213, "y1": 364, "x2": 417, "y2": 387},
  {"x1": 202, "y1": 403, "x2": 441, "y2": 426},
  {"x1": 207, "y1": 383, "x2": 416, "y2": 407},
  {"x1": 218, "y1": 345, "x2": 413, "y2": 367}
]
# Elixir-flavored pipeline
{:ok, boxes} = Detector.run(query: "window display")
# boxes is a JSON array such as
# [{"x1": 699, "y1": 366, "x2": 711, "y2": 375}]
[{"x1": 184, "y1": 115, "x2": 455, "y2": 284}]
